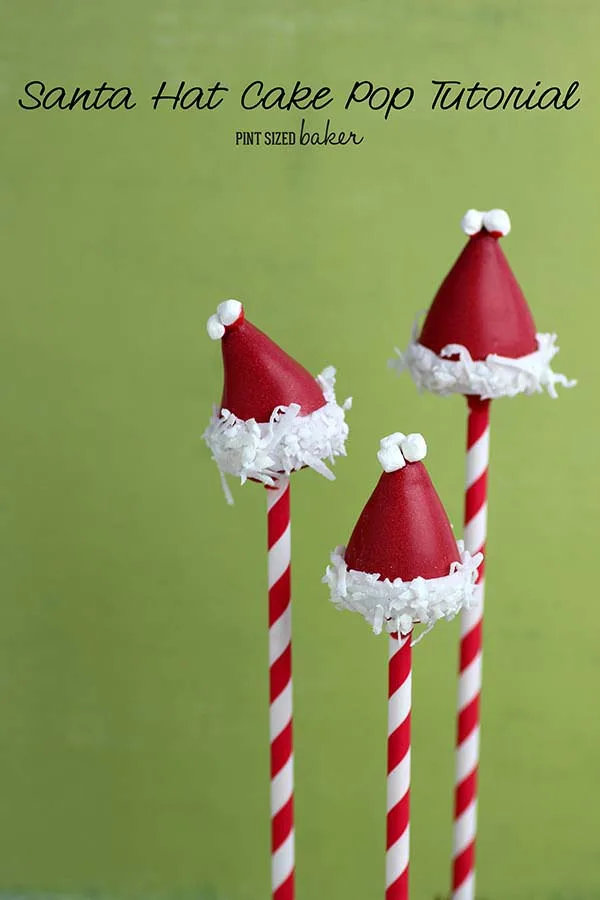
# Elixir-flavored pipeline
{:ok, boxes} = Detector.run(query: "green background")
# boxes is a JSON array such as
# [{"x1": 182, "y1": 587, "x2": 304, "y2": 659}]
[{"x1": 1, "y1": 1, "x2": 598, "y2": 898}]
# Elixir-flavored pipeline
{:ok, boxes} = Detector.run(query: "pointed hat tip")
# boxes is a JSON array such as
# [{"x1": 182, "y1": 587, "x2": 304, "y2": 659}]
[
  {"x1": 207, "y1": 299, "x2": 244, "y2": 340},
  {"x1": 377, "y1": 432, "x2": 427, "y2": 472},
  {"x1": 461, "y1": 208, "x2": 511, "y2": 238}
]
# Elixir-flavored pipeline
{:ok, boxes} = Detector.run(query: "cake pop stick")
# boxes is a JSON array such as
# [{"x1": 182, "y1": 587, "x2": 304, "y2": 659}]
[
  {"x1": 453, "y1": 395, "x2": 488, "y2": 900},
  {"x1": 390, "y1": 209, "x2": 575, "y2": 900},
  {"x1": 386, "y1": 631, "x2": 412, "y2": 900},
  {"x1": 267, "y1": 479, "x2": 294, "y2": 900},
  {"x1": 324, "y1": 432, "x2": 481, "y2": 900},
  {"x1": 204, "y1": 300, "x2": 351, "y2": 900}
]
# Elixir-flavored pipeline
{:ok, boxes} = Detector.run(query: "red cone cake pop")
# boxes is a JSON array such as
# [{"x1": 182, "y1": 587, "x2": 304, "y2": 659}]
[
  {"x1": 203, "y1": 300, "x2": 351, "y2": 498},
  {"x1": 389, "y1": 208, "x2": 574, "y2": 898},
  {"x1": 391, "y1": 209, "x2": 575, "y2": 398},
  {"x1": 323, "y1": 432, "x2": 481, "y2": 638},
  {"x1": 204, "y1": 300, "x2": 351, "y2": 895}
]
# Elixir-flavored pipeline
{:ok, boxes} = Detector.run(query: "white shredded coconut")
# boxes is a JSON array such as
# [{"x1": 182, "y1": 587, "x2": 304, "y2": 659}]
[
  {"x1": 390, "y1": 323, "x2": 576, "y2": 400},
  {"x1": 323, "y1": 541, "x2": 482, "y2": 643},
  {"x1": 203, "y1": 366, "x2": 351, "y2": 502}
]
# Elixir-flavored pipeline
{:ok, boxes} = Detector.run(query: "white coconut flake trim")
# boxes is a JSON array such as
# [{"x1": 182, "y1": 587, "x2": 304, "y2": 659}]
[
  {"x1": 389, "y1": 322, "x2": 576, "y2": 400},
  {"x1": 323, "y1": 542, "x2": 482, "y2": 643},
  {"x1": 203, "y1": 366, "x2": 352, "y2": 503}
]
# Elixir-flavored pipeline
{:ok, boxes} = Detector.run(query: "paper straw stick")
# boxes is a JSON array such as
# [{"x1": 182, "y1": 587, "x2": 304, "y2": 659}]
[
  {"x1": 386, "y1": 632, "x2": 412, "y2": 900},
  {"x1": 451, "y1": 397, "x2": 490, "y2": 900},
  {"x1": 267, "y1": 480, "x2": 295, "y2": 900}
]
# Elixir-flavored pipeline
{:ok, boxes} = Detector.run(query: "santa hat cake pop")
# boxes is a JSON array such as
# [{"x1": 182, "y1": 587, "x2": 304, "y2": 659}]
[
  {"x1": 391, "y1": 209, "x2": 575, "y2": 399},
  {"x1": 323, "y1": 432, "x2": 481, "y2": 638},
  {"x1": 203, "y1": 300, "x2": 351, "y2": 497}
]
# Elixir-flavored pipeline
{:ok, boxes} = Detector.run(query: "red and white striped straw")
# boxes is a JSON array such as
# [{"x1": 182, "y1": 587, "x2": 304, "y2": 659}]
[
  {"x1": 386, "y1": 632, "x2": 412, "y2": 900},
  {"x1": 267, "y1": 480, "x2": 295, "y2": 900},
  {"x1": 451, "y1": 397, "x2": 490, "y2": 900}
]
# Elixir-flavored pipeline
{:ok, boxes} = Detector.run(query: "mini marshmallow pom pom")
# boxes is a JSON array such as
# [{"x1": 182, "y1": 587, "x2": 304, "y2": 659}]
[
  {"x1": 483, "y1": 208, "x2": 511, "y2": 237},
  {"x1": 377, "y1": 431, "x2": 426, "y2": 468},
  {"x1": 401, "y1": 433, "x2": 427, "y2": 463},
  {"x1": 377, "y1": 443, "x2": 406, "y2": 473},
  {"x1": 207, "y1": 314, "x2": 226, "y2": 340},
  {"x1": 461, "y1": 209, "x2": 484, "y2": 236},
  {"x1": 217, "y1": 299, "x2": 243, "y2": 326}
]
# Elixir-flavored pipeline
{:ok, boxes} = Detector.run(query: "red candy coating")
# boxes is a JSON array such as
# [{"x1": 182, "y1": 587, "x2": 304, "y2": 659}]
[
  {"x1": 344, "y1": 461, "x2": 460, "y2": 583},
  {"x1": 419, "y1": 230, "x2": 538, "y2": 361},
  {"x1": 220, "y1": 318, "x2": 327, "y2": 423}
]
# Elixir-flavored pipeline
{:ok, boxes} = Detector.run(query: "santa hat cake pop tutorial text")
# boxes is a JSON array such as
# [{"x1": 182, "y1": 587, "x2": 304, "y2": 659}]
[{"x1": 18, "y1": 78, "x2": 580, "y2": 116}]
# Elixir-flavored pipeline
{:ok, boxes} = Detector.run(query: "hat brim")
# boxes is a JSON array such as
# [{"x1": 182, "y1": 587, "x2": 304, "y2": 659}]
[
  {"x1": 203, "y1": 366, "x2": 351, "y2": 490},
  {"x1": 390, "y1": 329, "x2": 575, "y2": 400},
  {"x1": 323, "y1": 542, "x2": 482, "y2": 640}
]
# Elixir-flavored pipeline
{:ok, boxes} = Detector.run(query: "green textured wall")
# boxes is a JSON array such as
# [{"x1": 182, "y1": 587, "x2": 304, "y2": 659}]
[{"x1": 1, "y1": 2, "x2": 598, "y2": 898}]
